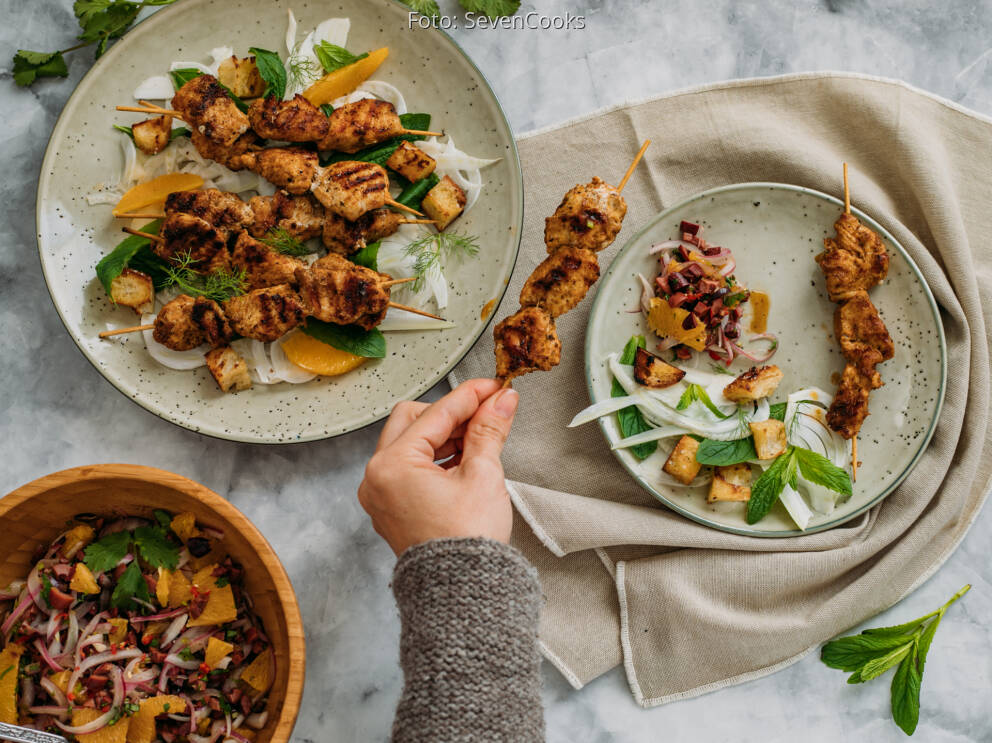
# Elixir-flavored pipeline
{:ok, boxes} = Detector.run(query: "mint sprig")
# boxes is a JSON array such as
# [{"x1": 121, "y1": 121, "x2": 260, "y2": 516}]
[
  {"x1": 248, "y1": 47, "x2": 287, "y2": 100},
  {"x1": 676, "y1": 383, "x2": 730, "y2": 419},
  {"x1": 313, "y1": 42, "x2": 368, "y2": 74},
  {"x1": 745, "y1": 445, "x2": 851, "y2": 524}
]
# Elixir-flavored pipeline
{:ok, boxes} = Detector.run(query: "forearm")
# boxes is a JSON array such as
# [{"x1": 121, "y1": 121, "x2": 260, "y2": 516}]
[{"x1": 391, "y1": 537, "x2": 544, "y2": 743}]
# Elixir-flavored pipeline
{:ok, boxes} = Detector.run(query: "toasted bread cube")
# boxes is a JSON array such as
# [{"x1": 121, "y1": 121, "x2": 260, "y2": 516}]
[
  {"x1": 386, "y1": 141, "x2": 437, "y2": 182},
  {"x1": 634, "y1": 347, "x2": 686, "y2": 389},
  {"x1": 662, "y1": 435, "x2": 702, "y2": 485},
  {"x1": 708, "y1": 463, "x2": 752, "y2": 503},
  {"x1": 421, "y1": 175, "x2": 467, "y2": 230},
  {"x1": 131, "y1": 115, "x2": 173, "y2": 155},
  {"x1": 205, "y1": 346, "x2": 252, "y2": 393},
  {"x1": 216, "y1": 55, "x2": 266, "y2": 98},
  {"x1": 110, "y1": 268, "x2": 154, "y2": 313},
  {"x1": 749, "y1": 419, "x2": 787, "y2": 460},
  {"x1": 723, "y1": 365, "x2": 784, "y2": 402}
]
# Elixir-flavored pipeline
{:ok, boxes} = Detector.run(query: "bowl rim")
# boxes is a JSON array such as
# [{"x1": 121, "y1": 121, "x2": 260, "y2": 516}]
[{"x1": 1, "y1": 463, "x2": 305, "y2": 743}]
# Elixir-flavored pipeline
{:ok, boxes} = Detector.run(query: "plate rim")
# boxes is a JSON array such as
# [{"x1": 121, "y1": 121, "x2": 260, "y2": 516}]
[
  {"x1": 584, "y1": 181, "x2": 948, "y2": 537},
  {"x1": 34, "y1": 0, "x2": 524, "y2": 445}
]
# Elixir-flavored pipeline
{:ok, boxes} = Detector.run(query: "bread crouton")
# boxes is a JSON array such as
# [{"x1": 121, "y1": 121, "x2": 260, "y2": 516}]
[
  {"x1": 205, "y1": 346, "x2": 252, "y2": 393},
  {"x1": 386, "y1": 140, "x2": 436, "y2": 182},
  {"x1": 110, "y1": 268, "x2": 154, "y2": 313},
  {"x1": 723, "y1": 365, "x2": 784, "y2": 402},
  {"x1": 749, "y1": 419, "x2": 787, "y2": 460},
  {"x1": 132, "y1": 115, "x2": 173, "y2": 155},
  {"x1": 662, "y1": 435, "x2": 702, "y2": 485},
  {"x1": 707, "y1": 463, "x2": 752, "y2": 502},
  {"x1": 216, "y1": 55, "x2": 266, "y2": 98},
  {"x1": 634, "y1": 347, "x2": 686, "y2": 389},
  {"x1": 421, "y1": 175, "x2": 466, "y2": 230}
]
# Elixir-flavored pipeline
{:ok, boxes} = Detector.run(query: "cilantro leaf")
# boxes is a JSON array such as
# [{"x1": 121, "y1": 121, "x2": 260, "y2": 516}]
[
  {"x1": 793, "y1": 447, "x2": 852, "y2": 497},
  {"x1": 84, "y1": 530, "x2": 132, "y2": 573},
  {"x1": 133, "y1": 525, "x2": 179, "y2": 570},
  {"x1": 745, "y1": 447, "x2": 796, "y2": 524},
  {"x1": 313, "y1": 42, "x2": 368, "y2": 74},
  {"x1": 12, "y1": 50, "x2": 69, "y2": 87},
  {"x1": 402, "y1": 0, "x2": 441, "y2": 16},
  {"x1": 76, "y1": 1, "x2": 141, "y2": 55},
  {"x1": 111, "y1": 560, "x2": 150, "y2": 610},
  {"x1": 249, "y1": 47, "x2": 287, "y2": 100},
  {"x1": 153, "y1": 509, "x2": 173, "y2": 529},
  {"x1": 613, "y1": 336, "x2": 655, "y2": 460},
  {"x1": 458, "y1": 0, "x2": 521, "y2": 19}
]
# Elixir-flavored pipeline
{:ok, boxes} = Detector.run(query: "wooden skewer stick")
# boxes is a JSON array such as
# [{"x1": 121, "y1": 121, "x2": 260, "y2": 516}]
[
  {"x1": 500, "y1": 377, "x2": 513, "y2": 390},
  {"x1": 401, "y1": 129, "x2": 443, "y2": 137},
  {"x1": 388, "y1": 301, "x2": 445, "y2": 321},
  {"x1": 843, "y1": 162, "x2": 857, "y2": 482},
  {"x1": 386, "y1": 198, "x2": 425, "y2": 217},
  {"x1": 617, "y1": 139, "x2": 651, "y2": 193},
  {"x1": 138, "y1": 100, "x2": 175, "y2": 115},
  {"x1": 398, "y1": 218, "x2": 436, "y2": 225},
  {"x1": 843, "y1": 162, "x2": 850, "y2": 215},
  {"x1": 383, "y1": 277, "x2": 418, "y2": 288},
  {"x1": 114, "y1": 211, "x2": 166, "y2": 220},
  {"x1": 99, "y1": 324, "x2": 154, "y2": 338},
  {"x1": 122, "y1": 227, "x2": 164, "y2": 243},
  {"x1": 116, "y1": 105, "x2": 183, "y2": 117}
]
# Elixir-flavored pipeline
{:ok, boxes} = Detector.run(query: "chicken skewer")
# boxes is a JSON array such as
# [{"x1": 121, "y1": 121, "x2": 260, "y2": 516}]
[
  {"x1": 844, "y1": 165, "x2": 857, "y2": 482},
  {"x1": 494, "y1": 141, "x2": 650, "y2": 387}
]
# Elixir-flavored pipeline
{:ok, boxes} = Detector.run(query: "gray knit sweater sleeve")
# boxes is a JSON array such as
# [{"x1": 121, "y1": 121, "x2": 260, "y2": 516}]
[{"x1": 390, "y1": 537, "x2": 544, "y2": 742}]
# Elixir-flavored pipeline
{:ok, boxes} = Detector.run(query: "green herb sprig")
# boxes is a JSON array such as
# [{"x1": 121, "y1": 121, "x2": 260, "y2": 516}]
[
  {"x1": 403, "y1": 231, "x2": 480, "y2": 293},
  {"x1": 163, "y1": 252, "x2": 248, "y2": 302},
  {"x1": 302, "y1": 320, "x2": 386, "y2": 358},
  {"x1": 313, "y1": 42, "x2": 368, "y2": 73},
  {"x1": 248, "y1": 47, "x2": 287, "y2": 100},
  {"x1": 260, "y1": 228, "x2": 312, "y2": 257},
  {"x1": 612, "y1": 336, "x2": 656, "y2": 460},
  {"x1": 745, "y1": 445, "x2": 852, "y2": 524},
  {"x1": 676, "y1": 383, "x2": 731, "y2": 419},
  {"x1": 821, "y1": 585, "x2": 971, "y2": 735}
]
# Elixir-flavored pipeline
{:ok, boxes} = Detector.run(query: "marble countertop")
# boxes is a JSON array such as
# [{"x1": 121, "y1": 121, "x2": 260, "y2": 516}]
[{"x1": 3, "y1": 0, "x2": 991, "y2": 740}]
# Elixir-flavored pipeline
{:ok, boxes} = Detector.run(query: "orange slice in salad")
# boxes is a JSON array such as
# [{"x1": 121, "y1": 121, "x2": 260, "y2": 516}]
[
  {"x1": 303, "y1": 47, "x2": 389, "y2": 106},
  {"x1": 0, "y1": 644, "x2": 23, "y2": 724},
  {"x1": 127, "y1": 695, "x2": 187, "y2": 743},
  {"x1": 113, "y1": 173, "x2": 204, "y2": 216},
  {"x1": 646, "y1": 297, "x2": 707, "y2": 351},
  {"x1": 73, "y1": 707, "x2": 128, "y2": 743},
  {"x1": 241, "y1": 647, "x2": 273, "y2": 692},
  {"x1": 281, "y1": 332, "x2": 367, "y2": 376}
]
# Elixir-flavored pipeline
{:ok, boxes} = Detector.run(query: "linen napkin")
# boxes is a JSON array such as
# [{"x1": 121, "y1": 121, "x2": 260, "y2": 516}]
[{"x1": 449, "y1": 72, "x2": 992, "y2": 706}]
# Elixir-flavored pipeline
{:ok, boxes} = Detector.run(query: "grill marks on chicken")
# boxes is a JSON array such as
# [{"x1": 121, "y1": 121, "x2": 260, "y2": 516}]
[
  {"x1": 834, "y1": 290, "x2": 894, "y2": 379},
  {"x1": 322, "y1": 208, "x2": 402, "y2": 255},
  {"x1": 189, "y1": 129, "x2": 261, "y2": 171},
  {"x1": 318, "y1": 99, "x2": 404, "y2": 153},
  {"x1": 519, "y1": 246, "x2": 600, "y2": 318},
  {"x1": 247, "y1": 191, "x2": 324, "y2": 241},
  {"x1": 166, "y1": 189, "x2": 253, "y2": 230},
  {"x1": 233, "y1": 148, "x2": 319, "y2": 195},
  {"x1": 311, "y1": 161, "x2": 389, "y2": 221},
  {"x1": 172, "y1": 75, "x2": 250, "y2": 147},
  {"x1": 231, "y1": 231, "x2": 306, "y2": 290},
  {"x1": 247, "y1": 94, "x2": 329, "y2": 142},
  {"x1": 153, "y1": 295, "x2": 206, "y2": 351},
  {"x1": 494, "y1": 307, "x2": 562, "y2": 382},
  {"x1": 544, "y1": 177, "x2": 627, "y2": 254},
  {"x1": 815, "y1": 213, "x2": 889, "y2": 302},
  {"x1": 223, "y1": 285, "x2": 307, "y2": 342},
  {"x1": 296, "y1": 253, "x2": 390, "y2": 330},
  {"x1": 157, "y1": 212, "x2": 228, "y2": 266}
]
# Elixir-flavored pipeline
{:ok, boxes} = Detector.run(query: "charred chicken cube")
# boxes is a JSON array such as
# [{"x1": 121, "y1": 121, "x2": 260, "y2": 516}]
[
  {"x1": 191, "y1": 296, "x2": 234, "y2": 347},
  {"x1": 310, "y1": 161, "x2": 389, "y2": 221},
  {"x1": 247, "y1": 94, "x2": 330, "y2": 142},
  {"x1": 748, "y1": 419, "x2": 787, "y2": 460},
  {"x1": 385, "y1": 141, "x2": 436, "y2": 182},
  {"x1": 234, "y1": 148, "x2": 320, "y2": 195},
  {"x1": 172, "y1": 74, "x2": 250, "y2": 147},
  {"x1": 216, "y1": 55, "x2": 266, "y2": 98},
  {"x1": 205, "y1": 345, "x2": 252, "y2": 393},
  {"x1": 708, "y1": 463, "x2": 752, "y2": 503},
  {"x1": 231, "y1": 231, "x2": 306, "y2": 290},
  {"x1": 421, "y1": 175, "x2": 466, "y2": 231},
  {"x1": 131, "y1": 115, "x2": 173, "y2": 155},
  {"x1": 544, "y1": 176, "x2": 627, "y2": 254},
  {"x1": 166, "y1": 188, "x2": 253, "y2": 229},
  {"x1": 722, "y1": 365, "x2": 784, "y2": 403},
  {"x1": 834, "y1": 290, "x2": 894, "y2": 376},
  {"x1": 109, "y1": 268, "x2": 154, "y2": 314},
  {"x1": 153, "y1": 295, "x2": 205, "y2": 351},
  {"x1": 662, "y1": 435, "x2": 702, "y2": 485},
  {"x1": 826, "y1": 363, "x2": 874, "y2": 439},
  {"x1": 519, "y1": 246, "x2": 600, "y2": 318},
  {"x1": 158, "y1": 212, "x2": 228, "y2": 265},
  {"x1": 294, "y1": 259, "x2": 390, "y2": 330},
  {"x1": 322, "y1": 208, "x2": 402, "y2": 255},
  {"x1": 190, "y1": 129, "x2": 261, "y2": 170},
  {"x1": 223, "y1": 285, "x2": 306, "y2": 343},
  {"x1": 318, "y1": 99, "x2": 404, "y2": 153},
  {"x1": 248, "y1": 191, "x2": 324, "y2": 241},
  {"x1": 493, "y1": 306, "x2": 562, "y2": 383},
  {"x1": 815, "y1": 212, "x2": 890, "y2": 302},
  {"x1": 633, "y1": 347, "x2": 687, "y2": 389}
]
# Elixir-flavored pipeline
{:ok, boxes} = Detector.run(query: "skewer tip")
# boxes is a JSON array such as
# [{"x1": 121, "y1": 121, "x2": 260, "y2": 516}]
[
  {"x1": 843, "y1": 162, "x2": 850, "y2": 215},
  {"x1": 617, "y1": 139, "x2": 651, "y2": 193}
]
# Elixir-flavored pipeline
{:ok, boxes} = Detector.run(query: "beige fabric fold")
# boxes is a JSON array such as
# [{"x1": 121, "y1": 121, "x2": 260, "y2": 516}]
[{"x1": 449, "y1": 72, "x2": 992, "y2": 706}]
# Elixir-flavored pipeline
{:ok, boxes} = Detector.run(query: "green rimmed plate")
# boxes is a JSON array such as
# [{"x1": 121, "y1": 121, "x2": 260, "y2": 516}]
[
  {"x1": 36, "y1": 0, "x2": 522, "y2": 443},
  {"x1": 584, "y1": 183, "x2": 946, "y2": 536}
]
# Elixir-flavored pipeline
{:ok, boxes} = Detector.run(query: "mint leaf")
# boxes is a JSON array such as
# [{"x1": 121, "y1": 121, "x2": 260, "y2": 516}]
[
  {"x1": 313, "y1": 42, "x2": 368, "y2": 73},
  {"x1": 302, "y1": 321, "x2": 386, "y2": 358},
  {"x1": 323, "y1": 113, "x2": 433, "y2": 168},
  {"x1": 745, "y1": 447, "x2": 796, "y2": 524},
  {"x1": 768, "y1": 402, "x2": 787, "y2": 421},
  {"x1": 794, "y1": 447, "x2": 852, "y2": 497},
  {"x1": 458, "y1": 0, "x2": 521, "y2": 19},
  {"x1": 613, "y1": 336, "x2": 655, "y2": 460},
  {"x1": 249, "y1": 47, "x2": 287, "y2": 100},
  {"x1": 170, "y1": 67, "x2": 203, "y2": 90},
  {"x1": 133, "y1": 525, "x2": 179, "y2": 570},
  {"x1": 851, "y1": 642, "x2": 913, "y2": 684},
  {"x1": 84, "y1": 530, "x2": 132, "y2": 573},
  {"x1": 394, "y1": 171, "x2": 439, "y2": 210},
  {"x1": 12, "y1": 50, "x2": 69, "y2": 87},
  {"x1": 351, "y1": 240, "x2": 380, "y2": 270},
  {"x1": 891, "y1": 644, "x2": 922, "y2": 735},
  {"x1": 695, "y1": 437, "x2": 756, "y2": 466},
  {"x1": 820, "y1": 633, "x2": 917, "y2": 672},
  {"x1": 111, "y1": 560, "x2": 150, "y2": 610},
  {"x1": 676, "y1": 384, "x2": 730, "y2": 419},
  {"x1": 95, "y1": 220, "x2": 162, "y2": 296}
]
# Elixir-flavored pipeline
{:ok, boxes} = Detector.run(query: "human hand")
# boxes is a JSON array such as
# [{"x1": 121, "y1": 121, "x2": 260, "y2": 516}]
[{"x1": 358, "y1": 378, "x2": 519, "y2": 556}]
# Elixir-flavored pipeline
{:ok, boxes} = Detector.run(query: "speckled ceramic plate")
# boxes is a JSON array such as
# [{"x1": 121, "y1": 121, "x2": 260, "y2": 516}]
[
  {"x1": 36, "y1": 0, "x2": 522, "y2": 443},
  {"x1": 585, "y1": 183, "x2": 946, "y2": 536}
]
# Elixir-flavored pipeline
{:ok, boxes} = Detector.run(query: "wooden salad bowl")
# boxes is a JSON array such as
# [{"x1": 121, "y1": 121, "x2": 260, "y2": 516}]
[{"x1": 0, "y1": 464, "x2": 305, "y2": 743}]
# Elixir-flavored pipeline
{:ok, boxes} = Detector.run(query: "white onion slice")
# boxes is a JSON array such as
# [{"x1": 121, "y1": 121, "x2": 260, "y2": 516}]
[
  {"x1": 779, "y1": 483, "x2": 814, "y2": 530},
  {"x1": 133, "y1": 74, "x2": 174, "y2": 101},
  {"x1": 354, "y1": 81, "x2": 407, "y2": 114},
  {"x1": 270, "y1": 333, "x2": 318, "y2": 383},
  {"x1": 141, "y1": 314, "x2": 209, "y2": 370}
]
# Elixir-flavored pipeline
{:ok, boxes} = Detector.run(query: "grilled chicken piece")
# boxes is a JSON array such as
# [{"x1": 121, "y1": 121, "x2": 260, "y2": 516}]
[
  {"x1": 153, "y1": 295, "x2": 205, "y2": 351},
  {"x1": 247, "y1": 94, "x2": 330, "y2": 142},
  {"x1": 815, "y1": 213, "x2": 889, "y2": 302},
  {"x1": 722, "y1": 365, "x2": 784, "y2": 402},
  {"x1": 311, "y1": 161, "x2": 389, "y2": 221},
  {"x1": 421, "y1": 176, "x2": 467, "y2": 231},
  {"x1": 172, "y1": 74, "x2": 250, "y2": 147},
  {"x1": 248, "y1": 191, "x2": 324, "y2": 241},
  {"x1": 834, "y1": 290, "x2": 894, "y2": 378},
  {"x1": 190, "y1": 129, "x2": 262, "y2": 170},
  {"x1": 205, "y1": 345, "x2": 252, "y2": 392},
  {"x1": 493, "y1": 306, "x2": 562, "y2": 383},
  {"x1": 191, "y1": 296, "x2": 234, "y2": 347},
  {"x1": 544, "y1": 177, "x2": 627, "y2": 254},
  {"x1": 826, "y1": 363, "x2": 874, "y2": 439},
  {"x1": 131, "y1": 115, "x2": 173, "y2": 155},
  {"x1": 157, "y1": 212, "x2": 228, "y2": 265},
  {"x1": 231, "y1": 231, "x2": 306, "y2": 289},
  {"x1": 385, "y1": 141, "x2": 436, "y2": 182},
  {"x1": 317, "y1": 99, "x2": 404, "y2": 153},
  {"x1": 109, "y1": 268, "x2": 154, "y2": 314},
  {"x1": 519, "y1": 246, "x2": 600, "y2": 318},
  {"x1": 233, "y1": 148, "x2": 319, "y2": 195},
  {"x1": 216, "y1": 56, "x2": 266, "y2": 98},
  {"x1": 166, "y1": 189, "x2": 253, "y2": 230},
  {"x1": 633, "y1": 346, "x2": 685, "y2": 389},
  {"x1": 294, "y1": 257, "x2": 390, "y2": 330},
  {"x1": 321, "y1": 208, "x2": 402, "y2": 255},
  {"x1": 223, "y1": 285, "x2": 306, "y2": 342}
]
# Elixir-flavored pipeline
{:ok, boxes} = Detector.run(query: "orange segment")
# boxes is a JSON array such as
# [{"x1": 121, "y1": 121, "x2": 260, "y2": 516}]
[
  {"x1": 303, "y1": 47, "x2": 389, "y2": 106},
  {"x1": 281, "y1": 332, "x2": 367, "y2": 376},
  {"x1": 113, "y1": 173, "x2": 204, "y2": 215}
]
